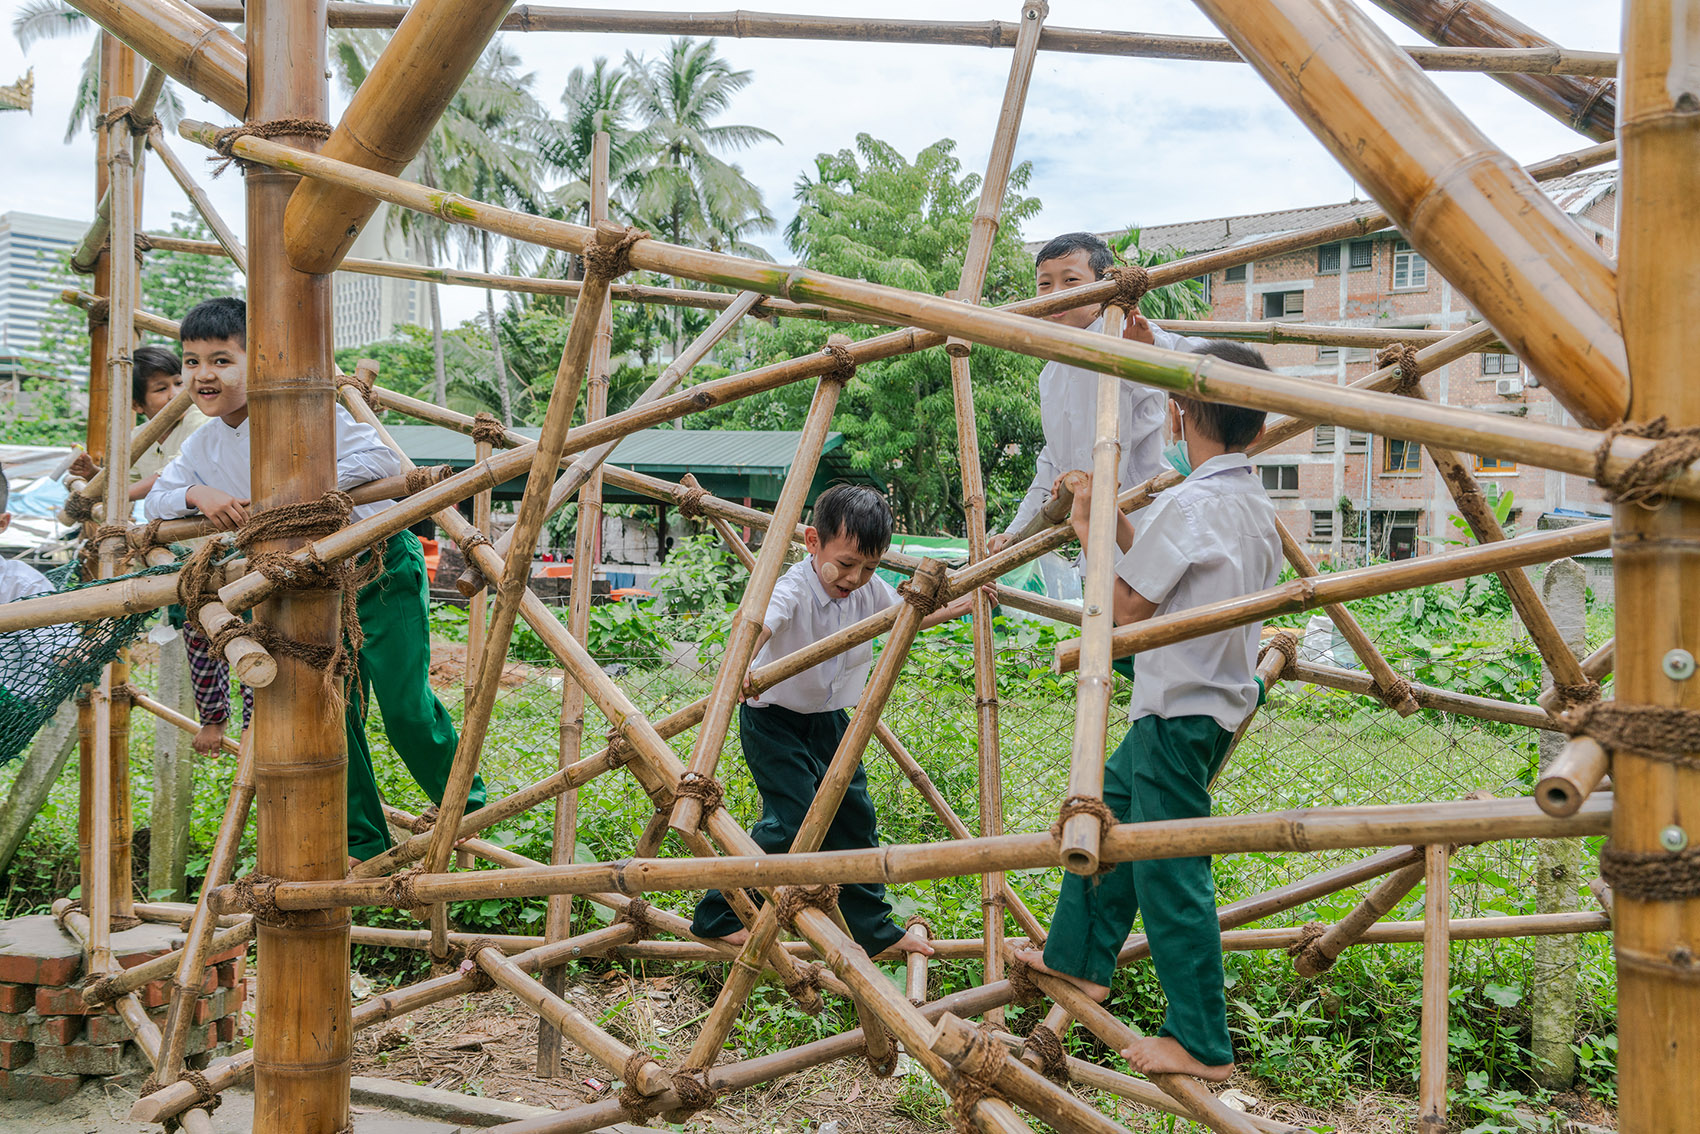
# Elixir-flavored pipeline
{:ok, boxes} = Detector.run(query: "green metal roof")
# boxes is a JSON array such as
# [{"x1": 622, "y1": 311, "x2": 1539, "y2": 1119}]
[{"x1": 384, "y1": 425, "x2": 882, "y2": 507}]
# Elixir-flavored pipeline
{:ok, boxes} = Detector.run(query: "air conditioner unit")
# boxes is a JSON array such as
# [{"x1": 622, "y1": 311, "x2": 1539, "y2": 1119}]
[{"x1": 1495, "y1": 377, "x2": 1524, "y2": 397}]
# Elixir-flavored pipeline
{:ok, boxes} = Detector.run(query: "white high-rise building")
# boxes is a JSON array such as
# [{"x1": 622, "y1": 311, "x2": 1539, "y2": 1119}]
[
  {"x1": 332, "y1": 204, "x2": 424, "y2": 350},
  {"x1": 0, "y1": 212, "x2": 84, "y2": 356}
]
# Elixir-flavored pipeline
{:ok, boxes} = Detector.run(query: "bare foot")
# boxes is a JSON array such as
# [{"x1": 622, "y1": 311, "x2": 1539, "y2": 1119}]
[
  {"x1": 891, "y1": 928, "x2": 935, "y2": 958},
  {"x1": 1121, "y1": 1035, "x2": 1233, "y2": 1082},
  {"x1": 1012, "y1": 947, "x2": 1109, "y2": 1001},
  {"x1": 346, "y1": 856, "x2": 360, "y2": 876},
  {"x1": 713, "y1": 928, "x2": 751, "y2": 947}
]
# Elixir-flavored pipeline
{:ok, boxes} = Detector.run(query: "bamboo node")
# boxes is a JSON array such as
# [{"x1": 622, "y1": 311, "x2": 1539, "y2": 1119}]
[
  {"x1": 582, "y1": 226, "x2": 650, "y2": 281},
  {"x1": 617, "y1": 1052, "x2": 662, "y2": 1116},
  {"x1": 1004, "y1": 957, "x2": 1044, "y2": 1007},
  {"x1": 1258, "y1": 631, "x2": 1301, "y2": 681},
  {"x1": 209, "y1": 117, "x2": 333, "y2": 177},
  {"x1": 896, "y1": 580, "x2": 944, "y2": 617},
  {"x1": 141, "y1": 1069, "x2": 221, "y2": 1132},
  {"x1": 1101, "y1": 264, "x2": 1150, "y2": 313},
  {"x1": 1022, "y1": 1023, "x2": 1069, "y2": 1082},
  {"x1": 667, "y1": 1066, "x2": 718, "y2": 1115},
  {"x1": 676, "y1": 486, "x2": 710, "y2": 519},
  {"x1": 946, "y1": 1023, "x2": 1009, "y2": 1134},
  {"x1": 673, "y1": 773, "x2": 725, "y2": 826},
  {"x1": 469, "y1": 411, "x2": 508, "y2": 448},
  {"x1": 1599, "y1": 841, "x2": 1700, "y2": 902},
  {"x1": 615, "y1": 898, "x2": 656, "y2": 940},
  {"x1": 1376, "y1": 343, "x2": 1424, "y2": 392},
  {"x1": 1287, "y1": 920, "x2": 1335, "y2": 976},
  {"x1": 1592, "y1": 416, "x2": 1700, "y2": 508},
  {"x1": 821, "y1": 341, "x2": 858, "y2": 384},
  {"x1": 772, "y1": 883, "x2": 841, "y2": 933},
  {"x1": 1049, "y1": 795, "x2": 1117, "y2": 848},
  {"x1": 1562, "y1": 701, "x2": 1700, "y2": 771}
]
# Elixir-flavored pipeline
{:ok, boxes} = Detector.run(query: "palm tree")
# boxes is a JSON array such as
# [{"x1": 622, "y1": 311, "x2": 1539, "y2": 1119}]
[
  {"x1": 13, "y1": 0, "x2": 182, "y2": 140},
  {"x1": 541, "y1": 58, "x2": 651, "y2": 233}
]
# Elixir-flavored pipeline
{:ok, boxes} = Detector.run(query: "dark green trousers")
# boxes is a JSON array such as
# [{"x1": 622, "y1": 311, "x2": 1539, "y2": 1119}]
[
  {"x1": 345, "y1": 531, "x2": 485, "y2": 861},
  {"x1": 1043, "y1": 714, "x2": 1236, "y2": 1066},
  {"x1": 691, "y1": 703, "x2": 906, "y2": 955}
]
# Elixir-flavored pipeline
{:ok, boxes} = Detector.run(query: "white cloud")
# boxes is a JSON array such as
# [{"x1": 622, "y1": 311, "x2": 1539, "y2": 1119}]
[{"x1": 2, "y1": 0, "x2": 1621, "y2": 330}]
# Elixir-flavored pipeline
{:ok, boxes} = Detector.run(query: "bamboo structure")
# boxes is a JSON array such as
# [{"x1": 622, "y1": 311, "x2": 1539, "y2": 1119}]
[{"x1": 29, "y1": 3, "x2": 1699, "y2": 1133}]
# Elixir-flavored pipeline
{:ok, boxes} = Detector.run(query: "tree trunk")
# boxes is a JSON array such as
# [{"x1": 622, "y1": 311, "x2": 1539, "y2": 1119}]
[
  {"x1": 0, "y1": 702, "x2": 80, "y2": 877},
  {"x1": 147, "y1": 632, "x2": 195, "y2": 901},
  {"x1": 483, "y1": 232, "x2": 513, "y2": 425},
  {"x1": 428, "y1": 281, "x2": 447, "y2": 406}
]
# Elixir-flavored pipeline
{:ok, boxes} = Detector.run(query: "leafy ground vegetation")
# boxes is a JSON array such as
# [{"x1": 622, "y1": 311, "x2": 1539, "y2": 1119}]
[{"x1": 0, "y1": 547, "x2": 1618, "y2": 1132}]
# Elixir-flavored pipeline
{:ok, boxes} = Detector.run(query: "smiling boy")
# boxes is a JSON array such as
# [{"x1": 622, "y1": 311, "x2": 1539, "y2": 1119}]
[
  {"x1": 69, "y1": 345, "x2": 209, "y2": 503},
  {"x1": 144, "y1": 297, "x2": 484, "y2": 867},
  {"x1": 691, "y1": 485, "x2": 979, "y2": 958}
]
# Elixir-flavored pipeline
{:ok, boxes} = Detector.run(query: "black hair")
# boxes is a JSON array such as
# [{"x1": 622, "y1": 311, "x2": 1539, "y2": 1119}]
[
  {"x1": 0, "y1": 467, "x2": 9, "y2": 514},
  {"x1": 131, "y1": 345, "x2": 182, "y2": 406},
  {"x1": 1175, "y1": 340, "x2": 1271, "y2": 450},
  {"x1": 179, "y1": 296, "x2": 246, "y2": 347},
  {"x1": 1034, "y1": 232, "x2": 1114, "y2": 278},
  {"x1": 810, "y1": 484, "x2": 893, "y2": 557}
]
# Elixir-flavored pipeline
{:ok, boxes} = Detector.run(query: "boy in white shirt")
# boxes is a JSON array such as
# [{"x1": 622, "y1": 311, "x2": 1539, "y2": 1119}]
[
  {"x1": 691, "y1": 485, "x2": 977, "y2": 957},
  {"x1": 991, "y1": 232, "x2": 1207, "y2": 551},
  {"x1": 144, "y1": 297, "x2": 484, "y2": 866},
  {"x1": 1017, "y1": 341, "x2": 1282, "y2": 1082},
  {"x1": 69, "y1": 345, "x2": 209, "y2": 502},
  {"x1": 0, "y1": 471, "x2": 54, "y2": 604}
]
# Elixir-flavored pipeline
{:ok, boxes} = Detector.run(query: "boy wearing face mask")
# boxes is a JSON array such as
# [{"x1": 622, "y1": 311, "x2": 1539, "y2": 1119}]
[{"x1": 1016, "y1": 340, "x2": 1281, "y2": 1082}]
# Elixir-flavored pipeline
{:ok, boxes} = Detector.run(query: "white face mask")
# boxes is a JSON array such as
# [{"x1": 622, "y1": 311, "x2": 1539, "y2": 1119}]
[{"x1": 1163, "y1": 405, "x2": 1192, "y2": 477}]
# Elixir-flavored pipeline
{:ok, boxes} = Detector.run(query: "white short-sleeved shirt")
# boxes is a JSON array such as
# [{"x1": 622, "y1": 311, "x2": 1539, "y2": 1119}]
[
  {"x1": 0, "y1": 557, "x2": 73, "y2": 697},
  {"x1": 1004, "y1": 319, "x2": 1208, "y2": 537},
  {"x1": 0, "y1": 557, "x2": 54, "y2": 604},
  {"x1": 1115, "y1": 452, "x2": 1281, "y2": 730},
  {"x1": 144, "y1": 406, "x2": 403, "y2": 524},
  {"x1": 746, "y1": 556, "x2": 902, "y2": 714}
]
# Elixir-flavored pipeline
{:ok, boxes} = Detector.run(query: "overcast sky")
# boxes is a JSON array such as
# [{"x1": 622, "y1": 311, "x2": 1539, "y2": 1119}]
[{"x1": 1, "y1": 1, "x2": 1621, "y2": 328}]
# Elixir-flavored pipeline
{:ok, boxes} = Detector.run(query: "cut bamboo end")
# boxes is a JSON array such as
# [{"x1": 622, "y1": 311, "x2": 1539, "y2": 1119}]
[
  {"x1": 1058, "y1": 814, "x2": 1104, "y2": 876},
  {"x1": 1535, "y1": 736, "x2": 1609, "y2": 818},
  {"x1": 198, "y1": 601, "x2": 276, "y2": 688}
]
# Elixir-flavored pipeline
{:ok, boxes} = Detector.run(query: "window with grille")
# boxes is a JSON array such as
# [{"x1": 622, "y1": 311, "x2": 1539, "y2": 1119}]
[
  {"x1": 1317, "y1": 244, "x2": 1341, "y2": 274},
  {"x1": 1262, "y1": 290, "x2": 1303, "y2": 319},
  {"x1": 1392, "y1": 240, "x2": 1429, "y2": 290},
  {"x1": 1314, "y1": 425, "x2": 1336, "y2": 451},
  {"x1": 1383, "y1": 438, "x2": 1421, "y2": 472},
  {"x1": 1481, "y1": 352, "x2": 1521, "y2": 375},
  {"x1": 1348, "y1": 241, "x2": 1374, "y2": 270},
  {"x1": 1475, "y1": 454, "x2": 1517, "y2": 472},
  {"x1": 1260, "y1": 465, "x2": 1299, "y2": 493},
  {"x1": 1225, "y1": 264, "x2": 1247, "y2": 283},
  {"x1": 1312, "y1": 510, "x2": 1334, "y2": 539}
]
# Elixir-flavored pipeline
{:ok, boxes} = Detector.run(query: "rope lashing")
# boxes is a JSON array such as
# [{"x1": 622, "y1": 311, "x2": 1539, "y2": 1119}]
[
  {"x1": 227, "y1": 872, "x2": 304, "y2": 927},
  {"x1": 1286, "y1": 920, "x2": 1334, "y2": 975},
  {"x1": 862, "y1": 1024, "x2": 899, "y2": 1078},
  {"x1": 896, "y1": 580, "x2": 943, "y2": 617},
  {"x1": 1376, "y1": 342, "x2": 1424, "y2": 393},
  {"x1": 1022, "y1": 1023, "x2": 1069, "y2": 1082},
  {"x1": 582, "y1": 226, "x2": 650, "y2": 280},
  {"x1": 605, "y1": 728, "x2": 635, "y2": 768},
  {"x1": 455, "y1": 937, "x2": 501, "y2": 992},
  {"x1": 1257, "y1": 630, "x2": 1301, "y2": 681},
  {"x1": 62, "y1": 492, "x2": 96, "y2": 523},
  {"x1": 210, "y1": 118, "x2": 333, "y2": 176},
  {"x1": 673, "y1": 772, "x2": 725, "y2": 826},
  {"x1": 822, "y1": 341, "x2": 858, "y2": 384},
  {"x1": 782, "y1": 960, "x2": 830, "y2": 1010},
  {"x1": 384, "y1": 864, "x2": 428, "y2": 913},
  {"x1": 470, "y1": 411, "x2": 509, "y2": 448},
  {"x1": 618, "y1": 1052, "x2": 662, "y2": 1117},
  {"x1": 1004, "y1": 956, "x2": 1044, "y2": 1007},
  {"x1": 141, "y1": 1069, "x2": 221, "y2": 1133},
  {"x1": 1562, "y1": 701, "x2": 1700, "y2": 772},
  {"x1": 668, "y1": 1066, "x2": 719, "y2": 1116},
  {"x1": 772, "y1": 883, "x2": 842, "y2": 933},
  {"x1": 1592, "y1": 415, "x2": 1700, "y2": 508},
  {"x1": 1549, "y1": 682, "x2": 1603, "y2": 712},
  {"x1": 1101, "y1": 263, "x2": 1150, "y2": 313},
  {"x1": 1599, "y1": 842, "x2": 1700, "y2": 902},
  {"x1": 676, "y1": 486, "x2": 710, "y2": 519},
  {"x1": 335, "y1": 369, "x2": 374, "y2": 403},
  {"x1": 945, "y1": 1023, "x2": 1009, "y2": 1134},
  {"x1": 615, "y1": 898, "x2": 656, "y2": 940},
  {"x1": 407, "y1": 805, "x2": 440, "y2": 835},
  {"x1": 1369, "y1": 674, "x2": 1417, "y2": 712},
  {"x1": 1049, "y1": 794, "x2": 1116, "y2": 843}
]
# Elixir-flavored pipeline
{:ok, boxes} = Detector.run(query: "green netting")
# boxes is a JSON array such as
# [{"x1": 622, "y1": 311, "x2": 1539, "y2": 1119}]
[{"x1": 0, "y1": 552, "x2": 185, "y2": 767}]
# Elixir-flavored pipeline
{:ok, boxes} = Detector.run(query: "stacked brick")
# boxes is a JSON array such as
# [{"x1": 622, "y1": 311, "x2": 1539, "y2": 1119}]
[{"x1": 0, "y1": 917, "x2": 246, "y2": 1103}]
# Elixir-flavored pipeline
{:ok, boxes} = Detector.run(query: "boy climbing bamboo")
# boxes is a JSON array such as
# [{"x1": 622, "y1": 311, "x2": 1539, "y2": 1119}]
[
  {"x1": 144, "y1": 297, "x2": 484, "y2": 867},
  {"x1": 1017, "y1": 341, "x2": 1283, "y2": 1081}
]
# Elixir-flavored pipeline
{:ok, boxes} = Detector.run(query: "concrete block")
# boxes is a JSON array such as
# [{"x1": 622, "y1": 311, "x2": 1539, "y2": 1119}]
[
  {"x1": 0, "y1": 916, "x2": 84, "y2": 987},
  {"x1": 0, "y1": 1066, "x2": 82, "y2": 1103}
]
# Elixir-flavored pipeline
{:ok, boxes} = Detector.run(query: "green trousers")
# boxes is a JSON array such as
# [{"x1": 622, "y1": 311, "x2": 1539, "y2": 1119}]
[
  {"x1": 691, "y1": 703, "x2": 906, "y2": 955},
  {"x1": 1043, "y1": 713, "x2": 1236, "y2": 1067},
  {"x1": 345, "y1": 531, "x2": 485, "y2": 861}
]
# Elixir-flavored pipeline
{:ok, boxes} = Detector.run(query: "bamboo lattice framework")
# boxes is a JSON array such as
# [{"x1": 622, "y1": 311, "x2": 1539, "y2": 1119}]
[{"x1": 18, "y1": 2, "x2": 1696, "y2": 1133}]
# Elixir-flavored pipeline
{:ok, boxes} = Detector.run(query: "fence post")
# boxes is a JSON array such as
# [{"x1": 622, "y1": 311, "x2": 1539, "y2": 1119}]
[
  {"x1": 148, "y1": 631, "x2": 194, "y2": 901},
  {"x1": 1532, "y1": 557, "x2": 1586, "y2": 1088}
]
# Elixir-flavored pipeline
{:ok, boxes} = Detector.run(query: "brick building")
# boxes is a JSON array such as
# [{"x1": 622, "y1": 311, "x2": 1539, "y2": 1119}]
[{"x1": 1126, "y1": 168, "x2": 1617, "y2": 565}]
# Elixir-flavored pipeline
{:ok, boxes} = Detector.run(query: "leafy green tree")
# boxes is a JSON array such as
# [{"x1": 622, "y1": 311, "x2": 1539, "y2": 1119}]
[
  {"x1": 700, "y1": 135, "x2": 1043, "y2": 534},
  {"x1": 541, "y1": 58, "x2": 652, "y2": 236},
  {"x1": 141, "y1": 211, "x2": 242, "y2": 324},
  {"x1": 1107, "y1": 227, "x2": 1212, "y2": 321},
  {"x1": 12, "y1": 1, "x2": 182, "y2": 139}
]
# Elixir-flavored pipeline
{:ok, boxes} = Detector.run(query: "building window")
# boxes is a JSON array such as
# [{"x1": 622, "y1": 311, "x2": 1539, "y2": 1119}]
[
  {"x1": 1348, "y1": 240, "x2": 1374, "y2": 270},
  {"x1": 1476, "y1": 454, "x2": 1517, "y2": 473},
  {"x1": 1312, "y1": 510, "x2": 1334, "y2": 539},
  {"x1": 1224, "y1": 264, "x2": 1246, "y2": 283},
  {"x1": 1345, "y1": 430, "x2": 1370, "y2": 452},
  {"x1": 1191, "y1": 275, "x2": 1210, "y2": 304},
  {"x1": 1260, "y1": 465, "x2": 1299, "y2": 494},
  {"x1": 1392, "y1": 240, "x2": 1429, "y2": 291},
  {"x1": 1262, "y1": 290, "x2": 1303, "y2": 319},
  {"x1": 1317, "y1": 244, "x2": 1341, "y2": 274},
  {"x1": 1481, "y1": 352, "x2": 1520, "y2": 375},
  {"x1": 1383, "y1": 438, "x2": 1422, "y2": 472},
  {"x1": 1314, "y1": 425, "x2": 1336, "y2": 451},
  {"x1": 1318, "y1": 344, "x2": 1339, "y2": 363}
]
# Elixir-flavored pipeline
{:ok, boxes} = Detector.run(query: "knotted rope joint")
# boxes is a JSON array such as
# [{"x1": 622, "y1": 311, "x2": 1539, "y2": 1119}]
[
  {"x1": 583, "y1": 226, "x2": 650, "y2": 281},
  {"x1": 1101, "y1": 263, "x2": 1150, "y2": 313},
  {"x1": 1376, "y1": 342, "x2": 1424, "y2": 393},
  {"x1": 822, "y1": 341, "x2": 858, "y2": 384},
  {"x1": 673, "y1": 772, "x2": 725, "y2": 825},
  {"x1": 1050, "y1": 794, "x2": 1117, "y2": 843},
  {"x1": 210, "y1": 118, "x2": 333, "y2": 176},
  {"x1": 897, "y1": 580, "x2": 943, "y2": 617},
  {"x1": 1600, "y1": 841, "x2": 1700, "y2": 902},
  {"x1": 470, "y1": 411, "x2": 508, "y2": 448},
  {"x1": 1258, "y1": 630, "x2": 1301, "y2": 682},
  {"x1": 773, "y1": 884, "x2": 841, "y2": 933},
  {"x1": 1593, "y1": 415, "x2": 1700, "y2": 509},
  {"x1": 1022, "y1": 1023, "x2": 1068, "y2": 1082}
]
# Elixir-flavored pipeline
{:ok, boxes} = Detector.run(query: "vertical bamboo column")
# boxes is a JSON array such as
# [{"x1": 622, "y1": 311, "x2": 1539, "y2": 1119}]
[
  {"x1": 465, "y1": 444, "x2": 491, "y2": 709},
  {"x1": 949, "y1": 0, "x2": 1046, "y2": 1015},
  {"x1": 1059, "y1": 302, "x2": 1126, "y2": 876},
  {"x1": 245, "y1": 3, "x2": 351, "y2": 1132},
  {"x1": 1611, "y1": 2, "x2": 1700, "y2": 1129},
  {"x1": 538, "y1": 129, "x2": 614, "y2": 1078},
  {"x1": 668, "y1": 348, "x2": 852, "y2": 835},
  {"x1": 1418, "y1": 843, "x2": 1450, "y2": 1134}
]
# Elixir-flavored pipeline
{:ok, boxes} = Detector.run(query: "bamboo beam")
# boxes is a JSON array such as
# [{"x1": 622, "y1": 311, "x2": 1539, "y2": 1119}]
[
  {"x1": 930, "y1": 1013, "x2": 1129, "y2": 1134},
  {"x1": 283, "y1": 0, "x2": 513, "y2": 273},
  {"x1": 59, "y1": 286, "x2": 179, "y2": 338},
  {"x1": 1056, "y1": 522, "x2": 1610, "y2": 674},
  {"x1": 178, "y1": 121, "x2": 1665, "y2": 494},
  {"x1": 189, "y1": 3, "x2": 1619, "y2": 77},
  {"x1": 1419, "y1": 843, "x2": 1451, "y2": 1133},
  {"x1": 1371, "y1": 0, "x2": 1615, "y2": 140},
  {"x1": 243, "y1": 5, "x2": 351, "y2": 1133},
  {"x1": 668, "y1": 353, "x2": 850, "y2": 835},
  {"x1": 1536, "y1": 737, "x2": 1610, "y2": 818},
  {"x1": 68, "y1": 0, "x2": 246, "y2": 117},
  {"x1": 1154, "y1": 319, "x2": 1507, "y2": 352},
  {"x1": 70, "y1": 63, "x2": 164, "y2": 275},
  {"x1": 209, "y1": 794, "x2": 1612, "y2": 913},
  {"x1": 1538, "y1": 637, "x2": 1614, "y2": 712},
  {"x1": 1610, "y1": 6, "x2": 1700, "y2": 1128},
  {"x1": 1190, "y1": 0, "x2": 1627, "y2": 428},
  {"x1": 1293, "y1": 857, "x2": 1429, "y2": 977},
  {"x1": 1286, "y1": 657, "x2": 1552, "y2": 730},
  {"x1": 147, "y1": 125, "x2": 248, "y2": 273}
]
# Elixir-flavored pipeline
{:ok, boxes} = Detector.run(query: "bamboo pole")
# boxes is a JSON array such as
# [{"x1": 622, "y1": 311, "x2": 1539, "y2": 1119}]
[
  {"x1": 1287, "y1": 657, "x2": 1552, "y2": 730},
  {"x1": 140, "y1": 468, "x2": 452, "y2": 546},
  {"x1": 58, "y1": 380, "x2": 193, "y2": 519},
  {"x1": 85, "y1": 676, "x2": 115, "y2": 972},
  {"x1": 930, "y1": 1013, "x2": 1129, "y2": 1134},
  {"x1": 243, "y1": 5, "x2": 352, "y2": 1133},
  {"x1": 67, "y1": 0, "x2": 246, "y2": 116},
  {"x1": 1190, "y1": 0, "x2": 1626, "y2": 429},
  {"x1": 1535, "y1": 737, "x2": 1610, "y2": 818},
  {"x1": 1292, "y1": 858, "x2": 1429, "y2": 977},
  {"x1": 1537, "y1": 637, "x2": 1614, "y2": 712},
  {"x1": 682, "y1": 559, "x2": 949, "y2": 1071},
  {"x1": 282, "y1": 0, "x2": 513, "y2": 274},
  {"x1": 180, "y1": 119, "x2": 1661, "y2": 491},
  {"x1": 59, "y1": 286, "x2": 180, "y2": 339},
  {"x1": 1154, "y1": 319, "x2": 1506, "y2": 352},
  {"x1": 147, "y1": 124, "x2": 248, "y2": 273},
  {"x1": 190, "y1": 3, "x2": 1619, "y2": 77},
  {"x1": 69, "y1": 63, "x2": 164, "y2": 275},
  {"x1": 1370, "y1": 0, "x2": 1615, "y2": 140},
  {"x1": 1045, "y1": 1045, "x2": 1304, "y2": 1134},
  {"x1": 1056, "y1": 522, "x2": 1610, "y2": 674},
  {"x1": 1609, "y1": 6, "x2": 1700, "y2": 1127},
  {"x1": 1418, "y1": 843, "x2": 1451, "y2": 1134},
  {"x1": 1275, "y1": 518, "x2": 1419, "y2": 716},
  {"x1": 668, "y1": 352, "x2": 851, "y2": 836}
]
